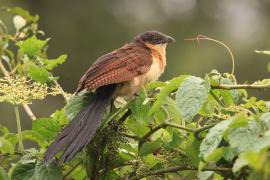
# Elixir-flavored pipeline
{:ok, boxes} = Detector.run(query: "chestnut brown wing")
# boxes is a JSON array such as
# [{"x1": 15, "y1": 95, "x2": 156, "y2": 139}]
[{"x1": 75, "y1": 43, "x2": 152, "y2": 93}]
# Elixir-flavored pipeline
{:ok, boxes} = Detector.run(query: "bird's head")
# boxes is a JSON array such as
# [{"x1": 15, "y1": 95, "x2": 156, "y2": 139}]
[{"x1": 134, "y1": 31, "x2": 175, "y2": 45}]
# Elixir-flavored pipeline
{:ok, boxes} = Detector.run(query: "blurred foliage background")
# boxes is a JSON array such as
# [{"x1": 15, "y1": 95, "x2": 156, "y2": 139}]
[{"x1": 0, "y1": 0, "x2": 270, "y2": 136}]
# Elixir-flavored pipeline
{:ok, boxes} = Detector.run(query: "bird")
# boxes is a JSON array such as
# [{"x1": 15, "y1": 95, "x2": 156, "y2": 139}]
[{"x1": 44, "y1": 31, "x2": 175, "y2": 163}]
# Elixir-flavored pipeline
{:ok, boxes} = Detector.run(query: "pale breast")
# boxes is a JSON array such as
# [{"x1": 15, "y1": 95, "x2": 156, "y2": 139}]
[{"x1": 115, "y1": 51, "x2": 166, "y2": 97}]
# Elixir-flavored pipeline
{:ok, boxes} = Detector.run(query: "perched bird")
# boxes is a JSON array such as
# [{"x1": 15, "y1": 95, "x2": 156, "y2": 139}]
[{"x1": 44, "y1": 31, "x2": 175, "y2": 163}]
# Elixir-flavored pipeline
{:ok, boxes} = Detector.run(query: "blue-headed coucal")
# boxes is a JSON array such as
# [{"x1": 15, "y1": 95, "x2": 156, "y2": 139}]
[{"x1": 44, "y1": 31, "x2": 175, "y2": 163}]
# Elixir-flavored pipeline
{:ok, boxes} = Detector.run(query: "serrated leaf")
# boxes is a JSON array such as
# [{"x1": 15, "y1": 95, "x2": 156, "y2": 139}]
[
  {"x1": 34, "y1": 161, "x2": 63, "y2": 180},
  {"x1": 199, "y1": 119, "x2": 232, "y2": 159},
  {"x1": 11, "y1": 161, "x2": 62, "y2": 180},
  {"x1": 139, "y1": 139, "x2": 162, "y2": 156},
  {"x1": 43, "y1": 54, "x2": 67, "y2": 70},
  {"x1": 227, "y1": 120, "x2": 261, "y2": 154},
  {"x1": 148, "y1": 75, "x2": 188, "y2": 116},
  {"x1": 0, "y1": 137, "x2": 14, "y2": 154},
  {"x1": 16, "y1": 36, "x2": 46, "y2": 58},
  {"x1": 176, "y1": 76, "x2": 210, "y2": 122},
  {"x1": 11, "y1": 162, "x2": 35, "y2": 180},
  {"x1": 28, "y1": 64, "x2": 50, "y2": 83},
  {"x1": 32, "y1": 118, "x2": 60, "y2": 140},
  {"x1": 64, "y1": 91, "x2": 93, "y2": 120}
]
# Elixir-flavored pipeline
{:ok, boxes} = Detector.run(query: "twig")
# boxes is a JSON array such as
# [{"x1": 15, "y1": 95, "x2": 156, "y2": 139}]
[
  {"x1": 138, "y1": 121, "x2": 216, "y2": 147},
  {"x1": 139, "y1": 123, "x2": 166, "y2": 148},
  {"x1": 120, "y1": 133, "x2": 140, "y2": 140},
  {"x1": 118, "y1": 109, "x2": 132, "y2": 123},
  {"x1": 211, "y1": 84, "x2": 270, "y2": 90},
  {"x1": 185, "y1": 35, "x2": 235, "y2": 75},
  {"x1": 129, "y1": 165, "x2": 231, "y2": 180},
  {"x1": 14, "y1": 104, "x2": 24, "y2": 151},
  {"x1": 164, "y1": 121, "x2": 194, "y2": 132},
  {"x1": 0, "y1": 60, "x2": 37, "y2": 120}
]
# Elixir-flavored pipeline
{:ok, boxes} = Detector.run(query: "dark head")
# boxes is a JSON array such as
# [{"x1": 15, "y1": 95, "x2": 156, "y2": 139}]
[{"x1": 134, "y1": 31, "x2": 175, "y2": 45}]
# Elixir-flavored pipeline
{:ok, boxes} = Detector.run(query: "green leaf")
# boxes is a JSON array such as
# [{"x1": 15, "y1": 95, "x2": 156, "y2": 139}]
[
  {"x1": 7, "y1": 7, "x2": 39, "y2": 22},
  {"x1": 260, "y1": 112, "x2": 270, "y2": 131},
  {"x1": 22, "y1": 130, "x2": 44, "y2": 147},
  {"x1": 11, "y1": 162, "x2": 35, "y2": 180},
  {"x1": 0, "y1": 166, "x2": 9, "y2": 180},
  {"x1": 16, "y1": 36, "x2": 46, "y2": 58},
  {"x1": 0, "y1": 125, "x2": 9, "y2": 135},
  {"x1": 219, "y1": 78, "x2": 239, "y2": 106},
  {"x1": 139, "y1": 139, "x2": 162, "y2": 156},
  {"x1": 0, "y1": 137, "x2": 14, "y2": 154},
  {"x1": 176, "y1": 76, "x2": 210, "y2": 122},
  {"x1": 199, "y1": 119, "x2": 232, "y2": 159},
  {"x1": 130, "y1": 89, "x2": 149, "y2": 124},
  {"x1": 185, "y1": 134, "x2": 201, "y2": 166},
  {"x1": 34, "y1": 161, "x2": 63, "y2": 180},
  {"x1": 148, "y1": 75, "x2": 188, "y2": 116},
  {"x1": 43, "y1": 54, "x2": 67, "y2": 70},
  {"x1": 232, "y1": 155, "x2": 248, "y2": 173},
  {"x1": 28, "y1": 64, "x2": 50, "y2": 83},
  {"x1": 204, "y1": 147, "x2": 224, "y2": 163},
  {"x1": 227, "y1": 120, "x2": 261, "y2": 154},
  {"x1": 64, "y1": 91, "x2": 93, "y2": 120},
  {"x1": 268, "y1": 62, "x2": 270, "y2": 72},
  {"x1": 125, "y1": 117, "x2": 149, "y2": 137},
  {"x1": 51, "y1": 109, "x2": 68, "y2": 127},
  {"x1": 142, "y1": 154, "x2": 160, "y2": 168},
  {"x1": 11, "y1": 161, "x2": 63, "y2": 180},
  {"x1": 32, "y1": 118, "x2": 60, "y2": 140}
]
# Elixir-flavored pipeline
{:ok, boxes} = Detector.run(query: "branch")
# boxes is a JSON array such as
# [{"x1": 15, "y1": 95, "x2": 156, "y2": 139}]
[
  {"x1": 139, "y1": 121, "x2": 216, "y2": 147},
  {"x1": 120, "y1": 133, "x2": 140, "y2": 140},
  {"x1": 211, "y1": 84, "x2": 270, "y2": 90},
  {"x1": 139, "y1": 123, "x2": 166, "y2": 147},
  {"x1": 0, "y1": 60, "x2": 37, "y2": 120},
  {"x1": 164, "y1": 121, "x2": 194, "y2": 132},
  {"x1": 129, "y1": 165, "x2": 231, "y2": 180}
]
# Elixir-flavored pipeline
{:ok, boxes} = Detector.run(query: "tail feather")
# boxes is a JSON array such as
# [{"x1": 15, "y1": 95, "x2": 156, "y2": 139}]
[{"x1": 44, "y1": 86, "x2": 115, "y2": 163}]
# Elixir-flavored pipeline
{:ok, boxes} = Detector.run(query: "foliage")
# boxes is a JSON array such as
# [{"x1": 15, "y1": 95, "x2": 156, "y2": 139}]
[{"x1": 1, "y1": 7, "x2": 270, "y2": 180}]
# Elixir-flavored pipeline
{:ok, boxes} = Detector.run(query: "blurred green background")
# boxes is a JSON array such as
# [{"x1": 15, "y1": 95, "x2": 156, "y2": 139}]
[{"x1": 0, "y1": 0, "x2": 269, "y2": 133}]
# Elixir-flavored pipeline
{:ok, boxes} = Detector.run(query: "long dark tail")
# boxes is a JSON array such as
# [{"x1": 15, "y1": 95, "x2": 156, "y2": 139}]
[{"x1": 44, "y1": 85, "x2": 115, "y2": 163}]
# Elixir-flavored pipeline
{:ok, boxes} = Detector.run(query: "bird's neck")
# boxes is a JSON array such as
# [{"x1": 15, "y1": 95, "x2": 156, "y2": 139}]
[{"x1": 145, "y1": 43, "x2": 167, "y2": 70}]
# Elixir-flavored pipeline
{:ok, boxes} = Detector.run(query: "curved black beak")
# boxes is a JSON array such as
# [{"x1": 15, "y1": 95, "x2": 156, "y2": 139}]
[{"x1": 166, "y1": 35, "x2": 175, "y2": 43}]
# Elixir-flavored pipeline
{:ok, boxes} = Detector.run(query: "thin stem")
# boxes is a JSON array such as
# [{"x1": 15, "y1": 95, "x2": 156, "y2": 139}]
[
  {"x1": 211, "y1": 84, "x2": 270, "y2": 90},
  {"x1": 120, "y1": 133, "x2": 140, "y2": 140},
  {"x1": 185, "y1": 35, "x2": 235, "y2": 75},
  {"x1": 129, "y1": 165, "x2": 231, "y2": 180},
  {"x1": 139, "y1": 123, "x2": 166, "y2": 147},
  {"x1": 14, "y1": 104, "x2": 24, "y2": 151},
  {"x1": 0, "y1": 60, "x2": 37, "y2": 120},
  {"x1": 164, "y1": 121, "x2": 194, "y2": 132}
]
